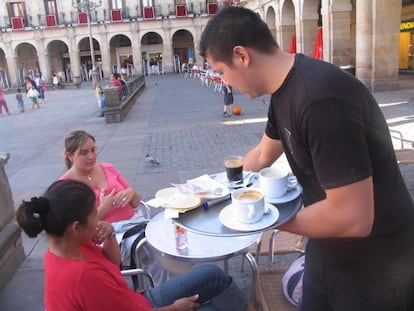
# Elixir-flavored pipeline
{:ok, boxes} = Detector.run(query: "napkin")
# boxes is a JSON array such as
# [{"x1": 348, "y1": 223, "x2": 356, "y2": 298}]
[{"x1": 187, "y1": 174, "x2": 226, "y2": 194}]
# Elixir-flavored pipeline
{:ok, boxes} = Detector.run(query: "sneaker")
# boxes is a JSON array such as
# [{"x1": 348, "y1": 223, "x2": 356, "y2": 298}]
[{"x1": 223, "y1": 112, "x2": 229, "y2": 117}]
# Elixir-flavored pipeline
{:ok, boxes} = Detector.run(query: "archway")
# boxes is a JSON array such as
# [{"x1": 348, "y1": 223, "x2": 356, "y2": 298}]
[
  {"x1": 15, "y1": 43, "x2": 39, "y2": 87},
  {"x1": 141, "y1": 31, "x2": 163, "y2": 75},
  {"x1": 78, "y1": 37, "x2": 101, "y2": 81},
  {"x1": 109, "y1": 34, "x2": 133, "y2": 76},
  {"x1": 172, "y1": 29, "x2": 194, "y2": 73},
  {"x1": 0, "y1": 49, "x2": 10, "y2": 88},
  {"x1": 46, "y1": 40, "x2": 70, "y2": 82}
]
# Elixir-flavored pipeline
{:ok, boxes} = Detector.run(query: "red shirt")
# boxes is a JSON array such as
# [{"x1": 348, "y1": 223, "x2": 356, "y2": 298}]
[
  {"x1": 112, "y1": 79, "x2": 122, "y2": 90},
  {"x1": 44, "y1": 242, "x2": 152, "y2": 311}
]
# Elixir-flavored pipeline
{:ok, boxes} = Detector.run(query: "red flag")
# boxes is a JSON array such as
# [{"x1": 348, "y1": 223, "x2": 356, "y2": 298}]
[
  {"x1": 289, "y1": 34, "x2": 296, "y2": 54},
  {"x1": 312, "y1": 27, "x2": 323, "y2": 59}
]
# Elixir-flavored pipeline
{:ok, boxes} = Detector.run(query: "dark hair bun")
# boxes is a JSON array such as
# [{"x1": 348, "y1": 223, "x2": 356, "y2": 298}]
[{"x1": 30, "y1": 197, "x2": 50, "y2": 219}]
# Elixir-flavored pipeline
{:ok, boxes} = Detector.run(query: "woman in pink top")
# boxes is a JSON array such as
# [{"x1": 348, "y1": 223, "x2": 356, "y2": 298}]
[
  {"x1": 60, "y1": 130, "x2": 141, "y2": 222},
  {"x1": 0, "y1": 87, "x2": 11, "y2": 116}
]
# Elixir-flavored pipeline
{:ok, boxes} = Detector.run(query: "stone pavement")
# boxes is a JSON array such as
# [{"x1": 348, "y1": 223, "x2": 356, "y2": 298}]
[{"x1": 0, "y1": 73, "x2": 413, "y2": 311}]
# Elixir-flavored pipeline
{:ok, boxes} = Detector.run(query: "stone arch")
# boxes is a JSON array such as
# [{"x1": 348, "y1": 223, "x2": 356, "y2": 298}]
[
  {"x1": 280, "y1": 0, "x2": 296, "y2": 52},
  {"x1": 109, "y1": 34, "x2": 133, "y2": 74},
  {"x1": 46, "y1": 40, "x2": 70, "y2": 82},
  {"x1": 172, "y1": 29, "x2": 195, "y2": 72},
  {"x1": 0, "y1": 48, "x2": 10, "y2": 88},
  {"x1": 265, "y1": 6, "x2": 277, "y2": 42},
  {"x1": 77, "y1": 37, "x2": 101, "y2": 81},
  {"x1": 141, "y1": 31, "x2": 164, "y2": 74},
  {"x1": 15, "y1": 43, "x2": 39, "y2": 87}
]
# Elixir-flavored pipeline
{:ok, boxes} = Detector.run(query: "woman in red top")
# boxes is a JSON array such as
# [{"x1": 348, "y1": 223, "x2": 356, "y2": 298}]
[{"x1": 17, "y1": 180, "x2": 254, "y2": 311}]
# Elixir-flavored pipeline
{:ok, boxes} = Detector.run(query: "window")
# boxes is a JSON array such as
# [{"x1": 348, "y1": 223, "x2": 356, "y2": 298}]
[
  {"x1": 176, "y1": 1, "x2": 187, "y2": 17},
  {"x1": 7, "y1": 1, "x2": 28, "y2": 29},
  {"x1": 142, "y1": 0, "x2": 155, "y2": 19},
  {"x1": 44, "y1": 0, "x2": 58, "y2": 27},
  {"x1": 207, "y1": 2, "x2": 218, "y2": 15}
]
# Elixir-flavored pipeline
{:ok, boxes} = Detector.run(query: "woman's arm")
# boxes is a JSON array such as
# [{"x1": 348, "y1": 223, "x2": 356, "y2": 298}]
[{"x1": 93, "y1": 221, "x2": 121, "y2": 266}]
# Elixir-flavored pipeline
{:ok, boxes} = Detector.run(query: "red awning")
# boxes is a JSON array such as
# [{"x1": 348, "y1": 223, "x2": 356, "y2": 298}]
[
  {"x1": 289, "y1": 34, "x2": 297, "y2": 54},
  {"x1": 312, "y1": 27, "x2": 323, "y2": 59}
]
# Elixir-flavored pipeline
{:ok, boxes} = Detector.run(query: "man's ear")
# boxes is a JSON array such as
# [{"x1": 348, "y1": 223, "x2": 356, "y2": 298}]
[{"x1": 233, "y1": 46, "x2": 250, "y2": 67}]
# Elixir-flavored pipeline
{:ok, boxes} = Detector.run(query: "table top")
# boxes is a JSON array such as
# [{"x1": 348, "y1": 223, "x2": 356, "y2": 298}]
[
  {"x1": 145, "y1": 212, "x2": 261, "y2": 262},
  {"x1": 174, "y1": 194, "x2": 302, "y2": 237}
]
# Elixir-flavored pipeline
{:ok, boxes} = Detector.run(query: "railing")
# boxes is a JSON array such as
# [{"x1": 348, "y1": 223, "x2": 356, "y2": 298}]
[{"x1": 0, "y1": 2, "x2": 223, "y2": 30}]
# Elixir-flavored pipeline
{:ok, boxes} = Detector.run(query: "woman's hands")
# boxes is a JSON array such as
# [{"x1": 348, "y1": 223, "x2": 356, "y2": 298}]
[{"x1": 92, "y1": 221, "x2": 115, "y2": 245}]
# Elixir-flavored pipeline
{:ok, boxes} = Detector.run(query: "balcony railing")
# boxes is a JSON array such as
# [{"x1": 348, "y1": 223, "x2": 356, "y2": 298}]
[{"x1": 0, "y1": 2, "x2": 224, "y2": 31}]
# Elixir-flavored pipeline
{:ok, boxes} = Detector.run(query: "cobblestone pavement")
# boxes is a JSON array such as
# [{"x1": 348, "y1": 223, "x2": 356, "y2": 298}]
[{"x1": 0, "y1": 74, "x2": 413, "y2": 310}]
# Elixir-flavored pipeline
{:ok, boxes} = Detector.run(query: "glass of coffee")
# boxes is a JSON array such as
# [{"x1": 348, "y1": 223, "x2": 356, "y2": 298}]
[{"x1": 224, "y1": 155, "x2": 243, "y2": 183}]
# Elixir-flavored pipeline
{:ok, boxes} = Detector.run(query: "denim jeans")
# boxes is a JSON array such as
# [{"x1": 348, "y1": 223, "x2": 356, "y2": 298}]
[{"x1": 143, "y1": 264, "x2": 247, "y2": 311}]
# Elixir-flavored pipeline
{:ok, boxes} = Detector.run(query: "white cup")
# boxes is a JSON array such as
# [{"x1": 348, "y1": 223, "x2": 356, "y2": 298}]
[
  {"x1": 231, "y1": 188, "x2": 265, "y2": 224},
  {"x1": 259, "y1": 167, "x2": 297, "y2": 199}
]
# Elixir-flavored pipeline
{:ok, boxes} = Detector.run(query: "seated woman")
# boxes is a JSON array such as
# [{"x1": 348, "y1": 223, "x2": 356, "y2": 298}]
[
  {"x1": 17, "y1": 180, "x2": 254, "y2": 311},
  {"x1": 59, "y1": 130, "x2": 166, "y2": 282}
]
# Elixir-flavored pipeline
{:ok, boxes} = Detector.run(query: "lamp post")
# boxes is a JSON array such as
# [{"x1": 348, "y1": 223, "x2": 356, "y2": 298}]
[{"x1": 72, "y1": 0, "x2": 102, "y2": 86}]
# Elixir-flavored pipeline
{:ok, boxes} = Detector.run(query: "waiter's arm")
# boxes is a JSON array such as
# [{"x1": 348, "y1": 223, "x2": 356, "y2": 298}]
[{"x1": 244, "y1": 133, "x2": 284, "y2": 172}]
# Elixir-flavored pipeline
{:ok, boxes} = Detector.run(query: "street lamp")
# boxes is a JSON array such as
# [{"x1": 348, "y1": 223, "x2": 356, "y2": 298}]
[{"x1": 72, "y1": 0, "x2": 102, "y2": 85}]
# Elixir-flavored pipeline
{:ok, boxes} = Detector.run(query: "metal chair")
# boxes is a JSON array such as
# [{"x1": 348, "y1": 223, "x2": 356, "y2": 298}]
[
  {"x1": 389, "y1": 129, "x2": 414, "y2": 199},
  {"x1": 121, "y1": 268, "x2": 154, "y2": 291},
  {"x1": 252, "y1": 230, "x2": 305, "y2": 311}
]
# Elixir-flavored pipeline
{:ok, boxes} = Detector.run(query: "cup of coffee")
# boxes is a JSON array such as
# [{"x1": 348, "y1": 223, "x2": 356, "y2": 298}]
[
  {"x1": 231, "y1": 188, "x2": 265, "y2": 224},
  {"x1": 259, "y1": 167, "x2": 297, "y2": 199},
  {"x1": 224, "y1": 155, "x2": 243, "y2": 183}
]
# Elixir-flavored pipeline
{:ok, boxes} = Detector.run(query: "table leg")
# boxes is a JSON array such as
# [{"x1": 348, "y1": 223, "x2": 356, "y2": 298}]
[{"x1": 243, "y1": 252, "x2": 258, "y2": 309}]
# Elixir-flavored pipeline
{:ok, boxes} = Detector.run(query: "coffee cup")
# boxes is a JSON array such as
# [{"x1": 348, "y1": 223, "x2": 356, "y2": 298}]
[
  {"x1": 224, "y1": 155, "x2": 243, "y2": 183},
  {"x1": 259, "y1": 167, "x2": 297, "y2": 199},
  {"x1": 231, "y1": 188, "x2": 265, "y2": 224}
]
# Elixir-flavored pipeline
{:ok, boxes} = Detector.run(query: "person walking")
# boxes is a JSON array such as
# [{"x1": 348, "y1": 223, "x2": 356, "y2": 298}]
[
  {"x1": 222, "y1": 82, "x2": 234, "y2": 117},
  {"x1": 27, "y1": 85, "x2": 40, "y2": 109},
  {"x1": 200, "y1": 7, "x2": 414, "y2": 311},
  {"x1": 0, "y1": 87, "x2": 11, "y2": 116},
  {"x1": 15, "y1": 88, "x2": 25, "y2": 112}
]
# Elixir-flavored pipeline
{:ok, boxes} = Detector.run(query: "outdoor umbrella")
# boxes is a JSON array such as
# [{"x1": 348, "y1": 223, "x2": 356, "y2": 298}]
[
  {"x1": 289, "y1": 34, "x2": 297, "y2": 54},
  {"x1": 312, "y1": 27, "x2": 323, "y2": 59}
]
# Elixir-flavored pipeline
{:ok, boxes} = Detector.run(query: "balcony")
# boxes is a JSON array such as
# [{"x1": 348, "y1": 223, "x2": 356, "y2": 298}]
[
  {"x1": 11, "y1": 17, "x2": 24, "y2": 30},
  {"x1": 45, "y1": 15, "x2": 57, "y2": 27}
]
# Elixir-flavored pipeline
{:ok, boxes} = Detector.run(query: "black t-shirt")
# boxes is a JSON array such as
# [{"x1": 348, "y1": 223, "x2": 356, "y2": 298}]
[{"x1": 266, "y1": 54, "x2": 414, "y2": 262}]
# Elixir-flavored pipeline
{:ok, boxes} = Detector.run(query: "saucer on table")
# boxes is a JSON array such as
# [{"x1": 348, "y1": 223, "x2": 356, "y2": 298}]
[
  {"x1": 264, "y1": 184, "x2": 302, "y2": 204},
  {"x1": 219, "y1": 203, "x2": 279, "y2": 232},
  {"x1": 155, "y1": 187, "x2": 201, "y2": 210}
]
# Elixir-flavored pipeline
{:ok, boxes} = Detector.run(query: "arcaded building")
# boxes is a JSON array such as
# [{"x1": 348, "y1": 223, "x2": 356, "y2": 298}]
[{"x1": 0, "y1": 0, "x2": 413, "y2": 91}]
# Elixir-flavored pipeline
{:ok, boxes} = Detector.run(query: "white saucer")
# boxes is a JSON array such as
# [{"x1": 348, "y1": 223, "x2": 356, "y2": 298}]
[
  {"x1": 219, "y1": 203, "x2": 279, "y2": 232},
  {"x1": 264, "y1": 184, "x2": 302, "y2": 204}
]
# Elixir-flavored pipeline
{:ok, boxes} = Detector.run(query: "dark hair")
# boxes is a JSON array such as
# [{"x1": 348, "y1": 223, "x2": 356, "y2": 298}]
[
  {"x1": 64, "y1": 130, "x2": 95, "y2": 169},
  {"x1": 16, "y1": 180, "x2": 96, "y2": 238},
  {"x1": 199, "y1": 7, "x2": 278, "y2": 64}
]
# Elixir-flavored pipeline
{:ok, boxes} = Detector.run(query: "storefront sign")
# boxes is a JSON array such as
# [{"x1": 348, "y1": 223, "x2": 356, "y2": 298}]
[{"x1": 401, "y1": 19, "x2": 414, "y2": 32}]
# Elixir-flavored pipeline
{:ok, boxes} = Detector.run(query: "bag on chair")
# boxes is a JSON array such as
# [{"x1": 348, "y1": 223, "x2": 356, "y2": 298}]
[{"x1": 282, "y1": 255, "x2": 305, "y2": 306}]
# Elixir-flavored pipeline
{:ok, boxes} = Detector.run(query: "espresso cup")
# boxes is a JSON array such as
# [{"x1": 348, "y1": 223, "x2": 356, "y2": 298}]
[
  {"x1": 259, "y1": 167, "x2": 297, "y2": 199},
  {"x1": 224, "y1": 155, "x2": 243, "y2": 183},
  {"x1": 231, "y1": 188, "x2": 265, "y2": 224}
]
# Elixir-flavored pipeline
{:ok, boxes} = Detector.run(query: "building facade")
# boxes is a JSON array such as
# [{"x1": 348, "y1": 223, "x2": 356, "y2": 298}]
[
  {"x1": 0, "y1": 0, "x2": 222, "y2": 87},
  {"x1": 0, "y1": 0, "x2": 413, "y2": 91}
]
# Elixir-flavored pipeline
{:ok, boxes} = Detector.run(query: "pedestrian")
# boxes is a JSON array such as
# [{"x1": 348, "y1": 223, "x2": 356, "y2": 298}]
[
  {"x1": 52, "y1": 74, "x2": 59, "y2": 90},
  {"x1": 0, "y1": 87, "x2": 11, "y2": 116},
  {"x1": 15, "y1": 88, "x2": 25, "y2": 112},
  {"x1": 222, "y1": 82, "x2": 234, "y2": 117},
  {"x1": 16, "y1": 179, "x2": 255, "y2": 311},
  {"x1": 27, "y1": 85, "x2": 40, "y2": 109},
  {"x1": 35, "y1": 73, "x2": 46, "y2": 103},
  {"x1": 95, "y1": 81, "x2": 105, "y2": 117},
  {"x1": 200, "y1": 7, "x2": 414, "y2": 311}
]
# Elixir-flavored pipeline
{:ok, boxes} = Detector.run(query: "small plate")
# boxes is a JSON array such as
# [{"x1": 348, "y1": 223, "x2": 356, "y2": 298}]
[
  {"x1": 219, "y1": 203, "x2": 279, "y2": 232},
  {"x1": 264, "y1": 184, "x2": 302, "y2": 204},
  {"x1": 213, "y1": 171, "x2": 257, "y2": 189},
  {"x1": 155, "y1": 187, "x2": 201, "y2": 210}
]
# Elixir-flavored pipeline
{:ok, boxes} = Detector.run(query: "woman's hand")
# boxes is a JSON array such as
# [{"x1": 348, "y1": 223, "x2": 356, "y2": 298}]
[
  {"x1": 171, "y1": 295, "x2": 200, "y2": 310},
  {"x1": 112, "y1": 188, "x2": 141, "y2": 207},
  {"x1": 92, "y1": 221, "x2": 115, "y2": 245}
]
